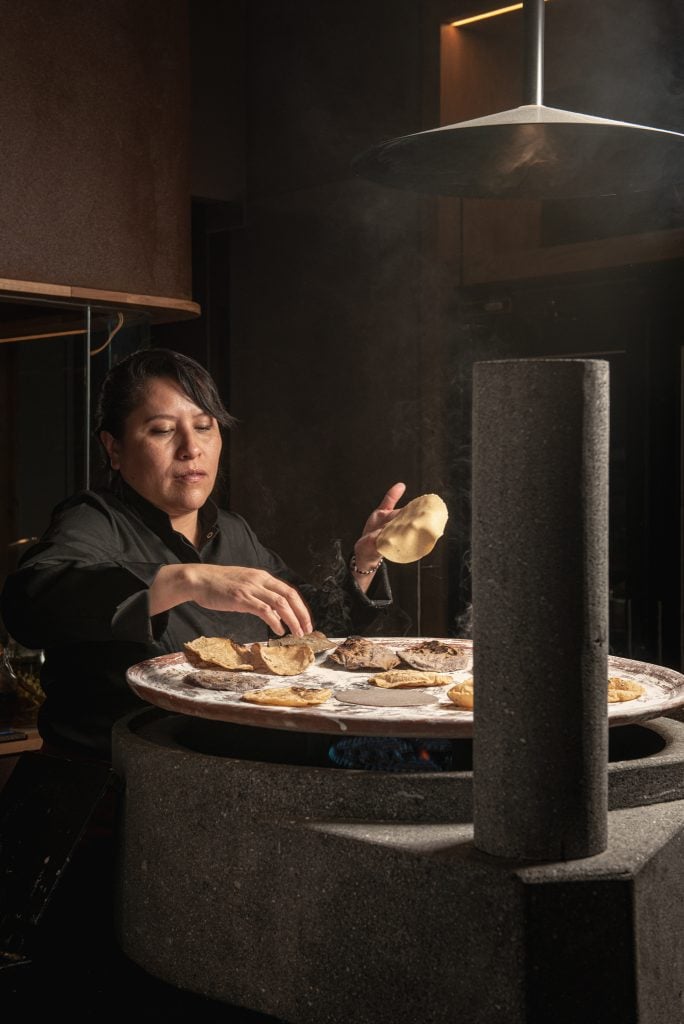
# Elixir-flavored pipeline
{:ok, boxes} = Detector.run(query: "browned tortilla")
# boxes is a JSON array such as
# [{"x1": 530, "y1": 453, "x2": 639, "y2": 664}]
[
  {"x1": 327, "y1": 636, "x2": 400, "y2": 671},
  {"x1": 398, "y1": 640, "x2": 470, "y2": 672}
]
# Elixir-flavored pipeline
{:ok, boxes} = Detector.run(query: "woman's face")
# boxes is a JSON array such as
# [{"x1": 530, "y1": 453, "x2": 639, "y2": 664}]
[{"x1": 101, "y1": 376, "x2": 222, "y2": 519}]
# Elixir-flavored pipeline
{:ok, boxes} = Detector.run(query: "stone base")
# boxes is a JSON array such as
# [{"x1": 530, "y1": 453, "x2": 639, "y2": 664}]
[{"x1": 112, "y1": 710, "x2": 684, "y2": 1024}]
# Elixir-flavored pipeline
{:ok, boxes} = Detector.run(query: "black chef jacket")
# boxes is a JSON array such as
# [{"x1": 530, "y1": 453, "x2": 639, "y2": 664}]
[{"x1": 1, "y1": 480, "x2": 392, "y2": 759}]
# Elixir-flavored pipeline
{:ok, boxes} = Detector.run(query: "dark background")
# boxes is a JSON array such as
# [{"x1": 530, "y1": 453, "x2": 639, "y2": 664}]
[{"x1": 1, "y1": 0, "x2": 683, "y2": 665}]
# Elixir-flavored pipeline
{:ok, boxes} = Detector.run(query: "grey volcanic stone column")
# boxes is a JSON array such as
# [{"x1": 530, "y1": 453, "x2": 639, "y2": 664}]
[{"x1": 472, "y1": 359, "x2": 609, "y2": 860}]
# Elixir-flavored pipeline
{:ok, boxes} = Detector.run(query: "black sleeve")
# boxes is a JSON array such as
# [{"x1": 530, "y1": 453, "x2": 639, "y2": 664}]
[
  {"x1": 1, "y1": 500, "x2": 167, "y2": 650},
  {"x1": 232, "y1": 517, "x2": 393, "y2": 636}
]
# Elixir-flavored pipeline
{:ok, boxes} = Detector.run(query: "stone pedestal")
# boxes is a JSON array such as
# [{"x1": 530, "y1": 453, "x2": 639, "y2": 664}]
[
  {"x1": 113, "y1": 710, "x2": 684, "y2": 1024},
  {"x1": 472, "y1": 359, "x2": 609, "y2": 860}
]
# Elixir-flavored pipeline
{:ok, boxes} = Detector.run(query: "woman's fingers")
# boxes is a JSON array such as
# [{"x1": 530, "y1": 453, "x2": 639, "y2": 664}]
[
  {"x1": 198, "y1": 566, "x2": 313, "y2": 636},
  {"x1": 355, "y1": 482, "x2": 408, "y2": 560},
  {"x1": 257, "y1": 582, "x2": 313, "y2": 636},
  {"x1": 377, "y1": 481, "x2": 406, "y2": 511}
]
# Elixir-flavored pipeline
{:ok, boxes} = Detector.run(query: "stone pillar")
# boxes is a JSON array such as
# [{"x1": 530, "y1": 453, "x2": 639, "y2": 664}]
[{"x1": 472, "y1": 359, "x2": 609, "y2": 860}]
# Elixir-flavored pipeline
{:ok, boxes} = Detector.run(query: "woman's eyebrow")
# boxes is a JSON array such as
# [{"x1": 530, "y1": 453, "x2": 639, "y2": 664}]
[{"x1": 142, "y1": 410, "x2": 210, "y2": 423}]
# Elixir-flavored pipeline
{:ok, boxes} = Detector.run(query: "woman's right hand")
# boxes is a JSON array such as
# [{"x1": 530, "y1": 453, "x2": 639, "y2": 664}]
[{"x1": 149, "y1": 563, "x2": 313, "y2": 637}]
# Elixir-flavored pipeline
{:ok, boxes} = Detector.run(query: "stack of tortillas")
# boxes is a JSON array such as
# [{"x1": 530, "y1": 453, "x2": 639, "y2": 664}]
[
  {"x1": 184, "y1": 636, "x2": 315, "y2": 676},
  {"x1": 376, "y1": 493, "x2": 448, "y2": 563}
]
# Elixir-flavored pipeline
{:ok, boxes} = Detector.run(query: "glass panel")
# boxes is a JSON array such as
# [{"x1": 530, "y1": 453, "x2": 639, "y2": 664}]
[{"x1": 0, "y1": 298, "x2": 151, "y2": 585}]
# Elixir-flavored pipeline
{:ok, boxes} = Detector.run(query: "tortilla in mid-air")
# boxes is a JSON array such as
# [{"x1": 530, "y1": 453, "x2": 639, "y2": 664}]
[{"x1": 376, "y1": 493, "x2": 448, "y2": 564}]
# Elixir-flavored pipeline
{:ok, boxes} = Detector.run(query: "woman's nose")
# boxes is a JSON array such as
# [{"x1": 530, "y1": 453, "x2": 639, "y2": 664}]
[{"x1": 177, "y1": 429, "x2": 201, "y2": 459}]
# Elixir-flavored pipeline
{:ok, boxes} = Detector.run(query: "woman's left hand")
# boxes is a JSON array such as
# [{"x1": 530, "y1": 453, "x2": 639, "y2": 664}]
[{"x1": 352, "y1": 482, "x2": 406, "y2": 592}]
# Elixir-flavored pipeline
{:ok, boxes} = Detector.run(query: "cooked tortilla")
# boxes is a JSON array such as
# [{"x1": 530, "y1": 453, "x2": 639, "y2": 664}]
[
  {"x1": 184, "y1": 671, "x2": 270, "y2": 692},
  {"x1": 184, "y1": 636, "x2": 254, "y2": 671},
  {"x1": 241, "y1": 685, "x2": 332, "y2": 707},
  {"x1": 399, "y1": 640, "x2": 470, "y2": 672},
  {"x1": 376, "y1": 493, "x2": 448, "y2": 564},
  {"x1": 608, "y1": 676, "x2": 645, "y2": 703},
  {"x1": 369, "y1": 669, "x2": 453, "y2": 689},
  {"x1": 249, "y1": 643, "x2": 316, "y2": 676},
  {"x1": 327, "y1": 636, "x2": 400, "y2": 671},
  {"x1": 268, "y1": 630, "x2": 335, "y2": 653},
  {"x1": 446, "y1": 679, "x2": 474, "y2": 708}
]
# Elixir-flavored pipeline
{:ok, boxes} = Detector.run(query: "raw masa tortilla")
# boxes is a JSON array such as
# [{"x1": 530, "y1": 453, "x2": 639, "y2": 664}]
[{"x1": 376, "y1": 493, "x2": 448, "y2": 564}]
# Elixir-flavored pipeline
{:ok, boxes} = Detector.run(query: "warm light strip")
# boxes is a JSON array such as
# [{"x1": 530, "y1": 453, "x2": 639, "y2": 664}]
[{"x1": 451, "y1": 0, "x2": 549, "y2": 28}]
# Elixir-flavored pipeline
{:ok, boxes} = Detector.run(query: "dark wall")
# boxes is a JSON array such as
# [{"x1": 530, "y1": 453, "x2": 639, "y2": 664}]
[
  {"x1": 223, "y1": 0, "x2": 684, "y2": 647},
  {"x1": 228, "y1": 0, "x2": 452, "y2": 634},
  {"x1": 3, "y1": 0, "x2": 683, "y2": 655},
  {"x1": 190, "y1": 0, "x2": 245, "y2": 202}
]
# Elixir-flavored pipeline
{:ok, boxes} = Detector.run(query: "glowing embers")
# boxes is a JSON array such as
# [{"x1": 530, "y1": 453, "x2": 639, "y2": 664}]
[{"x1": 328, "y1": 737, "x2": 454, "y2": 772}]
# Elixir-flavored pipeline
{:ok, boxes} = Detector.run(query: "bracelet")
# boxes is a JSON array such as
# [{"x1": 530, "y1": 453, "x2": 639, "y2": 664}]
[{"x1": 350, "y1": 554, "x2": 383, "y2": 575}]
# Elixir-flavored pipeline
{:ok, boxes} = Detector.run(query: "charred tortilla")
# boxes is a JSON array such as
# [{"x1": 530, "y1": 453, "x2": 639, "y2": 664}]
[
  {"x1": 327, "y1": 636, "x2": 400, "y2": 671},
  {"x1": 399, "y1": 640, "x2": 470, "y2": 672}
]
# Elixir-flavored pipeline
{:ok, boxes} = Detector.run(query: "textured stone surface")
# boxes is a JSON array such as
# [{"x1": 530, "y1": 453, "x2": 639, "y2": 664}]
[
  {"x1": 608, "y1": 718, "x2": 684, "y2": 810},
  {"x1": 0, "y1": 0, "x2": 191, "y2": 298},
  {"x1": 472, "y1": 359, "x2": 610, "y2": 860},
  {"x1": 113, "y1": 710, "x2": 684, "y2": 1023}
]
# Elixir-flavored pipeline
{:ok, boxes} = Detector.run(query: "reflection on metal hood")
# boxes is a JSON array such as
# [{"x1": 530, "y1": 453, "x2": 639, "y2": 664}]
[{"x1": 353, "y1": 0, "x2": 684, "y2": 199}]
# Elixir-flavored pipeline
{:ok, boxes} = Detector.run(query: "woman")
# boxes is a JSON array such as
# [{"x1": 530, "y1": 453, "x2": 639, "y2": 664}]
[{"x1": 1, "y1": 348, "x2": 404, "y2": 760}]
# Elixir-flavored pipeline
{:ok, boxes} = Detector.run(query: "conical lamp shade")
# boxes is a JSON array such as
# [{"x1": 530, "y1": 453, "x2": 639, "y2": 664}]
[{"x1": 353, "y1": 103, "x2": 684, "y2": 199}]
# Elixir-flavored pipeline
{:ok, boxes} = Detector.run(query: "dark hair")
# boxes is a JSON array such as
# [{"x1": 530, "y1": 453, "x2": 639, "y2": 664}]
[{"x1": 94, "y1": 348, "x2": 236, "y2": 439}]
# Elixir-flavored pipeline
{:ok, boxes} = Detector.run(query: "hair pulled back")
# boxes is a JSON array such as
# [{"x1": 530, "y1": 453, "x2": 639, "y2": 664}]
[{"x1": 94, "y1": 348, "x2": 236, "y2": 440}]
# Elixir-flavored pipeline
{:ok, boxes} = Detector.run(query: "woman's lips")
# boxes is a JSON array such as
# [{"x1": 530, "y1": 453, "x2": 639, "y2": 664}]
[{"x1": 175, "y1": 471, "x2": 207, "y2": 483}]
